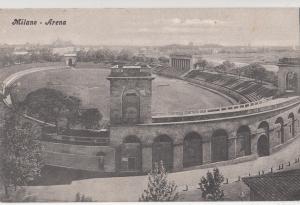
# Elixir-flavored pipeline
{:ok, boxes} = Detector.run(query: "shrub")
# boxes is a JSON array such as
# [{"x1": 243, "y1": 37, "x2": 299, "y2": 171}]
[
  {"x1": 199, "y1": 168, "x2": 225, "y2": 201},
  {"x1": 139, "y1": 161, "x2": 179, "y2": 201},
  {"x1": 75, "y1": 192, "x2": 94, "y2": 202}
]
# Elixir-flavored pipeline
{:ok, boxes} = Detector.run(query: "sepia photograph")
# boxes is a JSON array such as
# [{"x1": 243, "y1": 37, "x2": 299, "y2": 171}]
[{"x1": 0, "y1": 5, "x2": 300, "y2": 202}]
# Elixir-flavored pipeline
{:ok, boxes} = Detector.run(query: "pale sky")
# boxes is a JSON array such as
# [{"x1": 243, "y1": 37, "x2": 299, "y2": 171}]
[{"x1": 0, "y1": 8, "x2": 298, "y2": 46}]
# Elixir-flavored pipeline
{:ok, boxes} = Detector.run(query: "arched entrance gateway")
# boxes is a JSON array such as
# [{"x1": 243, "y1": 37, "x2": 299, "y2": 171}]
[
  {"x1": 258, "y1": 121, "x2": 270, "y2": 136},
  {"x1": 257, "y1": 135, "x2": 270, "y2": 157},
  {"x1": 286, "y1": 72, "x2": 298, "y2": 92},
  {"x1": 183, "y1": 132, "x2": 203, "y2": 167},
  {"x1": 68, "y1": 58, "x2": 73, "y2": 66},
  {"x1": 277, "y1": 58, "x2": 300, "y2": 95},
  {"x1": 275, "y1": 117, "x2": 285, "y2": 144},
  {"x1": 236, "y1": 125, "x2": 251, "y2": 157},
  {"x1": 152, "y1": 135, "x2": 173, "y2": 170},
  {"x1": 288, "y1": 112, "x2": 295, "y2": 137},
  {"x1": 120, "y1": 136, "x2": 142, "y2": 172},
  {"x1": 211, "y1": 129, "x2": 228, "y2": 162},
  {"x1": 122, "y1": 90, "x2": 140, "y2": 124},
  {"x1": 257, "y1": 121, "x2": 270, "y2": 157}
]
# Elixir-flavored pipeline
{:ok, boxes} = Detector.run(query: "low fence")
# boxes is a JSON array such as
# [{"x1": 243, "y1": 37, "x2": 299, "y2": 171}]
[
  {"x1": 181, "y1": 150, "x2": 300, "y2": 194},
  {"x1": 42, "y1": 126, "x2": 110, "y2": 146},
  {"x1": 152, "y1": 96, "x2": 300, "y2": 123},
  {"x1": 153, "y1": 97, "x2": 273, "y2": 117}
]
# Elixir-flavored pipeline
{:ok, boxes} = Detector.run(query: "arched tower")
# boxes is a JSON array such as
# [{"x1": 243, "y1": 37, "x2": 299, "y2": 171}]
[
  {"x1": 107, "y1": 65, "x2": 154, "y2": 125},
  {"x1": 277, "y1": 58, "x2": 300, "y2": 95}
]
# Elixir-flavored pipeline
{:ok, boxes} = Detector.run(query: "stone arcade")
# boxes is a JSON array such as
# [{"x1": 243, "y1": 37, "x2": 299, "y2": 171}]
[{"x1": 5, "y1": 57, "x2": 300, "y2": 175}]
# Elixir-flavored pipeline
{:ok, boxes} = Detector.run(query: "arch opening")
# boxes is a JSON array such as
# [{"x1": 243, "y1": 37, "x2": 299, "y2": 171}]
[
  {"x1": 286, "y1": 72, "x2": 298, "y2": 93},
  {"x1": 258, "y1": 121, "x2": 270, "y2": 136},
  {"x1": 152, "y1": 135, "x2": 173, "y2": 170},
  {"x1": 122, "y1": 90, "x2": 140, "y2": 124},
  {"x1": 275, "y1": 117, "x2": 284, "y2": 144},
  {"x1": 211, "y1": 129, "x2": 228, "y2": 162},
  {"x1": 120, "y1": 135, "x2": 142, "y2": 172},
  {"x1": 288, "y1": 112, "x2": 295, "y2": 137},
  {"x1": 236, "y1": 125, "x2": 251, "y2": 157},
  {"x1": 183, "y1": 132, "x2": 203, "y2": 167},
  {"x1": 68, "y1": 58, "x2": 73, "y2": 66},
  {"x1": 257, "y1": 134, "x2": 270, "y2": 157}
]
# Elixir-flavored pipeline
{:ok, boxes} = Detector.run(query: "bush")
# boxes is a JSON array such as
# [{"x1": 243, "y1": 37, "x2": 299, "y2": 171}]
[
  {"x1": 199, "y1": 168, "x2": 225, "y2": 201},
  {"x1": 75, "y1": 192, "x2": 94, "y2": 202},
  {"x1": 139, "y1": 161, "x2": 179, "y2": 201},
  {"x1": 1, "y1": 188, "x2": 36, "y2": 202}
]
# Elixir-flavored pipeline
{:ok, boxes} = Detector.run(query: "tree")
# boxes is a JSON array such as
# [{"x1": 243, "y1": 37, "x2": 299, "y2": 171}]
[
  {"x1": 117, "y1": 49, "x2": 133, "y2": 62},
  {"x1": 158, "y1": 56, "x2": 169, "y2": 64},
  {"x1": 139, "y1": 161, "x2": 179, "y2": 202},
  {"x1": 21, "y1": 88, "x2": 81, "y2": 130},
  {"x1": 244, "y1": 63, "x2": 267, "y2": 83},
  {"x1": 79, "y1": 108, "x2": 103, "y2": 129},
  {"x1": 0, "y1": 109, "x2": 43, "y2": 198},
  {"x1": 195, "y1": 59, "x2": 208, "y2": 71},
  {"x1": 199, "y1": 168, "x2": 225, "y2": 201}
]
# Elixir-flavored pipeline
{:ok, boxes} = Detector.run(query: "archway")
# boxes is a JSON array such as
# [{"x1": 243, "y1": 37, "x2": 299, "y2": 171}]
[
  {"x1": 120, "y1": 135, "x2": 142, "y2": 172},
  {"x1": 258, "y1": 121, "x2": 269, "y2": 136},
  {"x1": 257, "y1": 134, "x2": 269, "y2": 157},
  {"x1": 288, "y1": 112, "x2": 295, "y2": 137},
  {"x1": 286, "y1": 72, "x2": 298, "y2": 92},
  {"x1": 275, "y1": 117, "x2": 284, "y2": 143},
  {"x1": 183, "y1": 132, "x2": 203, "y2": 167},
  {"x1": 68, "y1": 58, "x2": 73, "y2": 66},
  {"x1": 236, "y1": 125, "x2": 251, "y2": 157},
  {"x1": 211, "y1": 129, "x2": 228, "y2": 162},
  {"x1": 152, "y1": 135, "x2": 173, "y2": 170},
  {"x1": 122, "y1": 90, "x2": 140, "y2": 124}
]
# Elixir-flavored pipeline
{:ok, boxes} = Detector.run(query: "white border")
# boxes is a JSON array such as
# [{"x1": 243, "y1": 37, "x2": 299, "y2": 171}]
[
  {"x1": 2, "y1": 0, "x2": 300, "y2": 205},
  {"x1": 0, "y1": 0, "x2": 299, "y2": 8}
]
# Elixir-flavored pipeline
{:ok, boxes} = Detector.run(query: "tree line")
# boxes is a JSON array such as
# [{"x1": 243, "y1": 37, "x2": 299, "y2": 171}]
[{"x1": 194, "y1": 59, "x2": 277, "y2": 85}]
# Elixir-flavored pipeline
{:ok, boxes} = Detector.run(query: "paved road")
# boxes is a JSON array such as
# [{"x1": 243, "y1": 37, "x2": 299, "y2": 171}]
[{"x1": 27, "y1": 136, "x2": 300, "y2": 202}]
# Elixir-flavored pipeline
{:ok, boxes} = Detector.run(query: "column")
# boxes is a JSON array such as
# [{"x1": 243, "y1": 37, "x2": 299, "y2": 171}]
[
  {"x1": 142, "y1": 146, "x2": 152, "y2": 172},
  {"x1": 202, "y1": 141, "x2": 211, "y2": 164},
  {"x1": 297, "y1": 74, "x2": 300, "y2": 95},
  {"x1": 228, "y1": 136, "x2": 236, "y2": 160},
  {"x1": 277, "y1": 70, "x2": 286, "y2": 94},
  {"x1": 173, "y1": 144, "x2": 183, "y2": 171}
]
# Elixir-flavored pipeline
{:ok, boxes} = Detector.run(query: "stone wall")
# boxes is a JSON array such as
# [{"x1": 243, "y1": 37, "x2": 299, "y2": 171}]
[
  {"x1": 42, "y1": 141, "x2": 115, "y2": 172},
  {"x1": 110, "y1": 99, "x2": 300, "y2": 172}
]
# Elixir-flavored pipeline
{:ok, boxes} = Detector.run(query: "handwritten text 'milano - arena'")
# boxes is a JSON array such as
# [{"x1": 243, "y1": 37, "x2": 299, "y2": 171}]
[{"x1": 12, "y1": 19, "x2": 67, "y2": 26}]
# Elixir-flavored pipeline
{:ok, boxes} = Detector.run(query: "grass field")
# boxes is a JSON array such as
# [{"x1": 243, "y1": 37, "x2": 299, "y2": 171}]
[{"x1": 11, "y1": 68, "x2": 232, "y2": 119}]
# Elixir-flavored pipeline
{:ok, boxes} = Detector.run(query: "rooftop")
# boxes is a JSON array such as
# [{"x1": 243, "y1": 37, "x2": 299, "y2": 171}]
[
  {"x1": 242, "y1": 169, "x2": 300, "y2": 201},
  {"x1": 108, "y1": 64, "x2": 153, "y2": 78},
  {"x1": 278, "y1": 57, "x2": 300, "y2": 66},
  {"x1": 170, "y1": 53, "x2": 193, "y2": 58},
  {"x1": 64, "y1": 53, "x2": 77, "y2": 57}
]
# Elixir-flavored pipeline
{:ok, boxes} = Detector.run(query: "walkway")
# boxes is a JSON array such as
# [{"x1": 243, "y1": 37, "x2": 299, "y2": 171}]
[{"x1": 27, "y1": 136, "x2": 300, "y2": 202}]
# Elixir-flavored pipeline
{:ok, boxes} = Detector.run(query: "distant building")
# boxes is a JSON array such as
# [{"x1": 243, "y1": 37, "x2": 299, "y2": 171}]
[
  {"x1": 169, "y1": 53, "x2": 193, "y2": 70},
  {"x1": 52, "y1": 47, "x2": 76, "y2": 55},
  {"x1": 63, "y1": 53, "x2": 77, "y2": 67},
  {"x1": 242, "y1": 169, "x2": 300, "y2": 201}
]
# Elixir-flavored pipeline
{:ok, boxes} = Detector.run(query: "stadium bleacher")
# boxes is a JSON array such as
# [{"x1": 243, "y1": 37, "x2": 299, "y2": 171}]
[{"x1": 185, "y1": 70, "x2": 277, "y2": 102}]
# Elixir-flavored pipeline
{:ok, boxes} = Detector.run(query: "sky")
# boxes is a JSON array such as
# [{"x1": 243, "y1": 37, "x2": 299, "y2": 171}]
[{"x1": 0, "y1": 8, "x2": 298, "y2": 46}]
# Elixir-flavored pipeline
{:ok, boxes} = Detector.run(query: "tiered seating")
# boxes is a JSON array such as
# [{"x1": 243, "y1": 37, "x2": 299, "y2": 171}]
[{"x1": 185, "y1": 70, "x2": 277, "y2": 101}]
